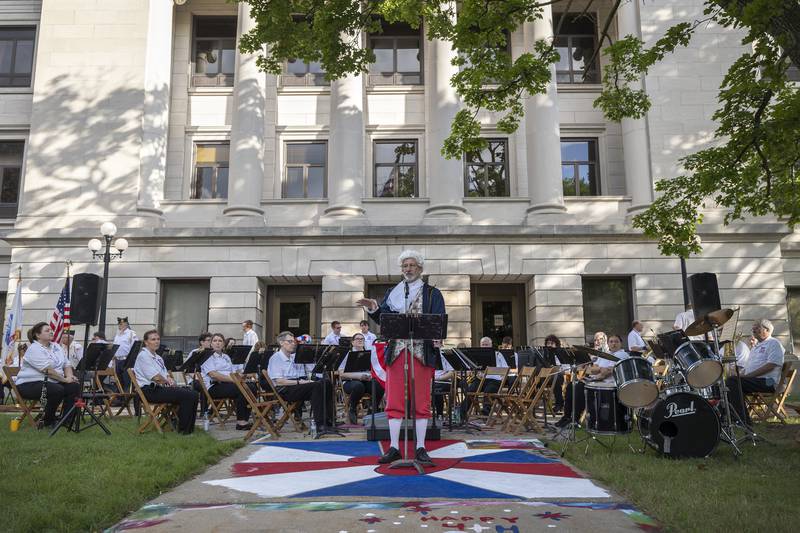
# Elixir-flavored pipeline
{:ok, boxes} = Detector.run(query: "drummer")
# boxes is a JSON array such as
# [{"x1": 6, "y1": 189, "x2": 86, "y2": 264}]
[{"x1": 554, "y1": 334, "x2": 629, "y2": 428}]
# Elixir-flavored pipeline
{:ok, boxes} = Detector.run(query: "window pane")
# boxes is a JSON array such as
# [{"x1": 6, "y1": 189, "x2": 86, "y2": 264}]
[
  {"x1": 195, "y1": 40, "x2": 218, "y2": 74},
  {"x1": 195, "y1": 167, "x2": 214, "y2": 199},
  {"x1": 0, "y1": 141, "x2": 24, "y2": 163},
  {"x1": 220, "y1": 42, "x2": 236, "y2": 75},
  {"x1": 396, "y1": 38, "x2": 420, "y2": 72},
  {"x1": 0, "y1": 41, "x2": 12, "y2": 73},
  {"x1": 396, "y1": 165, "x2": 416, "y2": 197},
  {"x1": 215, "y1": 167, "x2": 228, "y2": 198},
  {"x1": 582, "y1": 278, "x2": 632, "y2": 345},
  {"x1": 307, "y1": 166, "x2": 325, "y2": 198},
  {"x1": 787, "y1": 288, "x2": 800, "y2": 353},
  {"x1": 487, "y1": 141, "x2": 506, "y2": 163},
  {"x1": 285, "y1": 167, "x2": 304, "y2": 198},
  {"x1": 286, "y1": 58, "x2": 307, "y2": 75},
  {"x1": 375, "y1": 142, "x2": 416, "y2": 164},
  {"x1": 571, "y1": 36, "x2": 595, "y2": 74},
  {"x1": 370, "y1": 40, "x2": 394, "y2": 73},
  {"x1": 556, "y1": 71, "x2": 572, "y2": 83},
  {"x1": 466, "y1": 165, "x2": 483, "y2": 197},
  {"x1": 161, "y1": 281, "x2": 210, "y2": 337},
  {"x1": 578, "y1": 164, "x2": 597, "y2": 195},
  {"x1": 196, "y1": 17, "x2": 237, "y2": 38},
  {"x1": 486, "y1": 165, "x2": 508, "y2": 197},
  {"x1": 554, "y1": 38, "x2": 571, "y2": 71},
  {"x1": 375, "y1": 166, "x2": 395, "y2": 197},
  {"x1": 555, "y1": 14, "x2": 597, "y2": 35},
  {"x1": 287, "y1": 143, "x2": 326, "y2": 165},
  {"x1": 561, "y1": 140, "x2": 590, "y2": 161},
  {"x1": 562, "y1": 164, "x2": 576, "y2": 196},
  {"x1": 14, "y1": 40, "x2": 33, "y2": 74},
  {"x1": 1, "y1": 167, "x2": 20, "y2": 203},
  {"x1": 308, "y1": 61, "x2": 324, "y2": 74},
  {"x1": 196, "y1": 143, "x2": 226, "y2": 164}
]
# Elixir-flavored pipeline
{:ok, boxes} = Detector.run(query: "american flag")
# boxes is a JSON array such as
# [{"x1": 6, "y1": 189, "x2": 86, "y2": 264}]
[{"x1": 50, "y1": 277, "x2": 71, "y2": 344}]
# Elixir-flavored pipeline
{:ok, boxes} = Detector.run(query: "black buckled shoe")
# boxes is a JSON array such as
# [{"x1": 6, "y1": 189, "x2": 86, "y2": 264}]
[
  {"x1": 378, "y1": 446, "x2": 402, "y2": 464},
  {"x1": 415, "y1": 447, "x2": 436, "y2": 467}
]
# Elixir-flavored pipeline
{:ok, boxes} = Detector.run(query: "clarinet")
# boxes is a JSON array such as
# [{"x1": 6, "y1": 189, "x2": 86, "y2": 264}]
[{"x1": 38, "y1": 374, "x2": 48, "y2": 427}]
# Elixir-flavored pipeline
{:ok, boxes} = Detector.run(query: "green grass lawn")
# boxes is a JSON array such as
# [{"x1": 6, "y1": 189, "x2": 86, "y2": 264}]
[
  {"x1": 0, "y1": 414, "x2": 243, "y2": 532},
  {"x1": 558, "y1": 421, "x2": 800, "y2": 533}
]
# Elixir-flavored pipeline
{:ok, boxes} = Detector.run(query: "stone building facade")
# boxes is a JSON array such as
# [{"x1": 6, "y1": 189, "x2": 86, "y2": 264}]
[{"x1": 0, "y1": 0, "x2": 798, "y2": 352}]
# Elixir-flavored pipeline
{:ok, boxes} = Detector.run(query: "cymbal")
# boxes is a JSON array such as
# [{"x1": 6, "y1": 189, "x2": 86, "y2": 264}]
[
  {"x1": 571, "y1": 345, "x2": 620, "y2": 362},
  {"x1": 685, "y1": 308, "x2": 735, "y2": 336}
]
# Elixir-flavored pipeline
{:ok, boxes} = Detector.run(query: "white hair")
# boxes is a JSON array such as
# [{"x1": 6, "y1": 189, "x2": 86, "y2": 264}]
[
  {"x1": 480, "y1": 336, "x2": 493, "y2": 345},
  {"x1": 755, "y1": 318, "x2": 774, "y2": 334},
  {"x1": 398, "y1": 250, "x2": 425, "y2": 268}
]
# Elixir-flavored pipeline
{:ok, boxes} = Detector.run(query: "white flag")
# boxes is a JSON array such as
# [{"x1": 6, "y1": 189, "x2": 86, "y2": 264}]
[{"x1": 2, "y1": 280, "x2": 23, "y2": 365}]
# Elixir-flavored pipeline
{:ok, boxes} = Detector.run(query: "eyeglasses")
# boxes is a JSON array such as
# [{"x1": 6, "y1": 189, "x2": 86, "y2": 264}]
[{"x1": 282, "y1": 339, "x2": 297, "y2": 344}]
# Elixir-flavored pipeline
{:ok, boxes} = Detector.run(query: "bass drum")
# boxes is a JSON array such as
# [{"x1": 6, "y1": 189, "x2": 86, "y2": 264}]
[{"x1": 638, "y1": 392, "x2": 720, "y2": 458}]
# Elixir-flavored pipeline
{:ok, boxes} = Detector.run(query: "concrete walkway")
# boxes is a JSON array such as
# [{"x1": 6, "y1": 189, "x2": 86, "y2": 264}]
[{"x1": 106, "y1": 425, "x2": 660, "y2": 532}]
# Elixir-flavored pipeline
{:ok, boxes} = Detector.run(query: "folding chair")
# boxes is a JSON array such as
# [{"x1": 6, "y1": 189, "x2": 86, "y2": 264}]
[
  {"x1": 193, "y1": 372, "x2": 235, "y2": 428},
  {"x1": 2, "y1": 366, "x2": 39, "y2": 428},
  {"x1": 465, "y1": 366, "x2": 509, "y2": 421},
  {"x1": 336, "y1": 372, "x2": 372, "y2": 422},
  {"x1": 127, "y1": 369, "x2": 177, "y2": 434},
  {"x1": 489, "y1": 366, "x2": 536, "y2": 426},
  {"x1": 505, "y1": 367, "x2": 556, "y2": 434},
  {"x1": 230, "y1": 372, "x2": 279, "y2": 440},
  {"x1": 747, "y1": 361, "x2": 798, "y2": 423},
  {"x1": 94, "y1": 368, "x2": 135, "y2": 418},
  {"x1": 260, "y1": 370, "x2": 305, "y2": 433}
]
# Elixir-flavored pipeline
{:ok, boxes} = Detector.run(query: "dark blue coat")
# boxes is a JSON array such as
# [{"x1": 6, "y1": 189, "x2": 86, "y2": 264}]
[{"x1": 368, "y1": 281, "x2": 446, "y2": 367}]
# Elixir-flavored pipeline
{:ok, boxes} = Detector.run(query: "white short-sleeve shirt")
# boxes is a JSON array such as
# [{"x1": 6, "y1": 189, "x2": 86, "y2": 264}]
[
  {"x1": 322, "y1": 332, "x2": 340, "y2": 345},
  {"x1": 362, "y1": 331, "x2": 377, "y2": 350},
  {"x1": 744, "y1": 337, "x2": 784, "y2": 385},
  {"x1": 242, "y1": 329, "x2": 259, "y2": 347},
  {"x1": 113, "y1": 328, "x2": 137, "y2": 359},
  {"x1": 593, "y1": 350, "x2": 629, "y2": 384},
  {"x1": 627, "y1": 330, "x2": 645, "y2": 351},
  {"x1": 200, "y1": 352, "x2": 235, "y2": 389},
  {"x1": 267, "y1": 350, "x2": 307, "y2": 381},
  {"x1": 16, "y1": 341, "x2": 71, "y2": 385},
  {"x1": 133, "y1": 349, "x2": 168, "y2": 387}
]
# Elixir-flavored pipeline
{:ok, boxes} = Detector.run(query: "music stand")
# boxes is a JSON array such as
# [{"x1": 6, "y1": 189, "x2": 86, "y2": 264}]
[
  {"x1": 50, "y1": 342, "x2": 117, "y2": 437},
  {"x1": 499, "y1": 349, "x2": 516, "y2": 368},
  {"x1": 243, "y1": 350, "x2": 269, "y2": 375},
  {"x1": 553, "y1": 347, "x2": 593, "y2": 455},
  {"x1": 380, "y1": 313, "x2": 446, "y2": 473},
  {"x1": 123, "y1": 340, "x2": 143, "y2": 371},
  {"x1": 295, "y1": 344, "x2": 345, "y2": 438},
  {"x1": 227, "y1": 345, "x2": 252, "y2": 369},
  {"x1": 180, "y1": 348, "x2": 214, "y2": 374},
  {"x1": 163, "y1": 351, "x2": 184, "y2": 372}
]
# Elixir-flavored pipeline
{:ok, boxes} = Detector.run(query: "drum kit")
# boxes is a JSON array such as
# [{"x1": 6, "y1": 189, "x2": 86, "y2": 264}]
[{"x1": 559, "y1": 307, "x2": 762, "y2": 458}]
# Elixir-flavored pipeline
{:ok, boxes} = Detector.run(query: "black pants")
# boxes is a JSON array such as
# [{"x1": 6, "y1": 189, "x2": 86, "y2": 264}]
[
  {"x1": 279, "y1": 380, "x2": 334, "y2": 426},
  {"x1": 209, "y1": 382, "x2": 251, "y2": 421},
  {"x1": 725, "y1": 377, "x2": 775, "y2": 424},
  {"x1": 115, "y1": 359, "x2": 131, "y2": 391},
  {"x1": 17, "y1": 380, "x2": 81, "y2": 426},
  {"x1": 562, "y1": 381, "x2": 587, "y2": 421},
  {"x1": 461, "y1": 379, "x2": 501, "y2": 417},
  {"x1": 342, "y1": 380, "x2": 384, "y2": 414},
  {"x1": 142, "y1": 385, "x2": 199, "y2": 434},
  {"x1": 433, "y1": 381, "x2": 451, "y2": 417},
  {"x1": 553, "y1": 374, "x2": 565, "y2": 409}
]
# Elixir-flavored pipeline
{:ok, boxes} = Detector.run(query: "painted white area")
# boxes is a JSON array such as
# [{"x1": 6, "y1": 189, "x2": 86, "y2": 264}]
[
  {"x1": 240, "y1": 446, "x2": 353, "y2": 463},
  {"x1": 204, "y1": 465, "x2": 381, "y2": 498},
  {"x1": 430, "y1": 468, "x2": 610, "y2": 499},
  {"x1": 428, "y1": 442, "x2": 511, "y2": 459}
]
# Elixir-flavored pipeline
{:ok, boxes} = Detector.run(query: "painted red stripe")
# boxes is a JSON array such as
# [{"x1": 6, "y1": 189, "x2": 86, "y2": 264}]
[
  {"x1": 454, "y1": 462, "x2": 583, "y2": 478},
  {"x1": 379, "y1": 439, "x2": 461, "y2": 454},
  {"x1": 231, "y1": 461, "x2": 359, "y2": 477}
]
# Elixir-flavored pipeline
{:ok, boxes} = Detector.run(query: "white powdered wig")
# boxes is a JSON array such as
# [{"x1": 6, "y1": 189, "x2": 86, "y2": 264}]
[{"x1": 397, "y1": 249, "x2": 425, "y2": 268}]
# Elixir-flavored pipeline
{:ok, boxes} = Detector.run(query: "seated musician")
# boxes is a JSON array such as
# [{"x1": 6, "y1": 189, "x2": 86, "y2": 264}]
[
  {"x1": 133, "y1": 329, "x2": 199, "y2": 434},
  {"x1": 433, "y1": 355, "x2": 455, "y2": 419},
  {"x1": 543, "y1": 334, "x2": 565, "y2": 413},
  {"x1": 725, "y1": 319, "x2": 785, "y2": 426},
  {"x1": 554, "y1": 334, "x2": 629, "y2": 428},
  {"x1": 15, "y1": 322, "x2": 80, "y2": 429},
  {"x1": 627, "y1": 321, "x2": 646, "y2": 355},
  {"x1": 498, "y1": 336, "x2": 513, "y2": 350},
  {"x1": 460, "y1": 337, "x2": 509, "y2": 419},
  {"x1": 267, "y1": 330, "x2": 334, "y2": 428},
  {"x1": 200, "y1": 333, "x2": 253, "y2": 431},
  {"x1": 338, "y1": 332, "x2": 384, "y2": 424},
  {"x1": 593, "y1": 331, "x2": 609, "y2": 353}
]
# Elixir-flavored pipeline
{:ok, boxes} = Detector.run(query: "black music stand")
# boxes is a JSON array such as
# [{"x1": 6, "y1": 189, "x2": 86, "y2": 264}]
[
  {"x1": 123, "y1": 340, "x2": 143, "y2": 372},
  {"x1": 180, "y1": 348, "x2": 214, "y2": 374},
  {"x1": 380, "y1": 313, "x2": 446, "y2": 473},
  {"x1": 163, "y1": 351, "x2": 184, "y2": 372},
  {"x1": 296, "y1": 344, "x2": 345, "y2": 438},
  {"x1": 50, "y1": 342, "x2": 117, "y2": 437},
  {"x1": 553, "y1": 347, "x2": 593, "y2": 455},
  {"x1": 499, "y1": 349, "x2": 516, "y2": 368},
  {"x1": 243, "y1": 350, "x2": 269, "y2": 375},
  {"x1": 227, "y1": 345, "x2": 252, "y2": 369},
  {"x1": 342, "y1": 349, "x2": 374, "y2": 427}
]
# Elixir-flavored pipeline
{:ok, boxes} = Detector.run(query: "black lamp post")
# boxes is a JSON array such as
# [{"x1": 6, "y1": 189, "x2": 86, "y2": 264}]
[{"x1": 88, "y1": 222, "x2": 128, "y2": 335}]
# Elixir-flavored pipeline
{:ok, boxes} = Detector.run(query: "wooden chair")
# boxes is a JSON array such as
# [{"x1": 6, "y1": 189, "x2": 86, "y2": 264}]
[
  {"x1": 230, "y1": 372, "x2": 279, "y2": 440},
  {"x1": 465, "y1": 366, "x2": 509, "y2": 421},
  {"x1": 193, "y1": 372, "x2": 235, "y2": 428},
  {"x1": 94, "y1": 368, "x2": 135, "y2": 418},
  {"x1": 2, "y1": 366, "x2": 39, "y2": 428},
  {"x1": 747, "y1": 361, "x2": 798, "y2": 423},
  {"x1": 336, "y1": 372, "x2": 373, "y2": 423},
  {"x1": 487, "y1": 366, "x2": 535, "y2": 426},
  {"x1": 127, "y1": 369, "x2": 177, "y2": 434},
  {"x1": 504, "y1": 367, "x2": 557, "y2": 434},
  {"x1": 260, "y1": 370, "x2": 305, "y2": 433}
]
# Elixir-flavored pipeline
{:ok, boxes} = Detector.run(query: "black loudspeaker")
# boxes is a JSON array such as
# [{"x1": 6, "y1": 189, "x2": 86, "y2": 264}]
[
  {"x1": 71, "y1": 273, "x2": 102, "y2": 325},
  {"x1": 688, "y1": 272, "x2": 721, "y2": 319}
]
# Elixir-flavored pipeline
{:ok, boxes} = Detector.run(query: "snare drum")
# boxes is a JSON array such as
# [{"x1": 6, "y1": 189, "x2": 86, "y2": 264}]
[
  {"x1": 673, "y1": 341, "x2": 723, "y2": 388},
  {"x1": 613, "y1": 357, "x2": 659, "y2": 408},
  {"x1": 584, "y1": 382, "x2": 632, "y2": 435}
]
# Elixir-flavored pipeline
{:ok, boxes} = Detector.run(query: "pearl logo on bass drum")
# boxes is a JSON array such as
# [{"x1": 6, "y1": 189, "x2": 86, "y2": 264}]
[{"x1": 664, "y1": 401, "x2": 696, "y2": 419}]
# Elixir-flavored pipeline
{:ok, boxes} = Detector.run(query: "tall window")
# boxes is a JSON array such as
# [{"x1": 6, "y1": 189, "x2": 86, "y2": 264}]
[
  {"x1": 283, "y1": 58, "x2": 327, "y2": 86},
  {"x1": 284, "y1": 142, "x2": 326, "y2": 198},
  {"x1": 464, "y1": 139, "x2": 509, "y2": 197},
  {"x1": 374, "y1": 140, "x2": 418, "y2": 198},
  {"x1": 554, "y1": 14, "x2": 599, "y2": 84},
  {"x1": 192, "y1": 142, "x2": 229, "y2": 199},
  {"x1": 787, "y1": 288, "x2": 800, "y2": 353},
  {"x1": 582, "y1": 277, "x2": 633, "y2": 346},
  {"x1": 0, "y1": 141, "x2": 23, "y2": 218},
  {"x1": 789, "y1": 62, "x2": 800, "y2": 82},
  {"x1": 561, "y1": 138, "x2": 600, "y2": 196},
  {"x1": 193, "y1": 17, "x2": 237, "y2": 87},
  {"x1": 0, "y1": 27, "x2": 35, "y2": 87},
  {"x1": 159, "y1": 280, "x2": 210, "y2": 352},
  {"x1": 368, "y1": 20, "x2": 422, "y2": 85}
]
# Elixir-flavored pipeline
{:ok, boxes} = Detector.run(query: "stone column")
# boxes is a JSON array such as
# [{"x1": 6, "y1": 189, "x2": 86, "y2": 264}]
[
  {"x1": 618, "y1": 0, "x2": 653, "y2": 216},
  {"x1": 423, "y1": 9, "x2": 471, "y2": 224},
  {"x1": 524, "y1": 7, "x2": 567, "y2": 223},
  {"x1": 137, "y1": 0, "x2": 174, "y2": 219},
  {"x1": 224, "y1": 2, "x2": 267, "y2": 219},
  {"x1": 427, "y1": 274, "x2": 471, "y2": 346},
  {"x1": 321, "y1": 275, "x2": 366, "y2": 338},
  {"x1": 323, "y1": 36, "x2": 367, "y2": 222}
]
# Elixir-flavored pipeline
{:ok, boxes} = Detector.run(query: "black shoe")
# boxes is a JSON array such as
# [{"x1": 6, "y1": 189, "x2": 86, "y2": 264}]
[
  {"x1": 348, "y1": 411, "x2": 358, "y2": 425},
  {"x1": 378, "y1": 446, "x2": 402, "y2": 464},
  {"x1": 236, "y1": 422, "x2": 253, "y2": 431},
  {"x1": 554, "y1": 417, "x2": 570, "y2": 428},
  {"x1": 415, "y1": 447, "x2": 436, "y2": 467}
]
